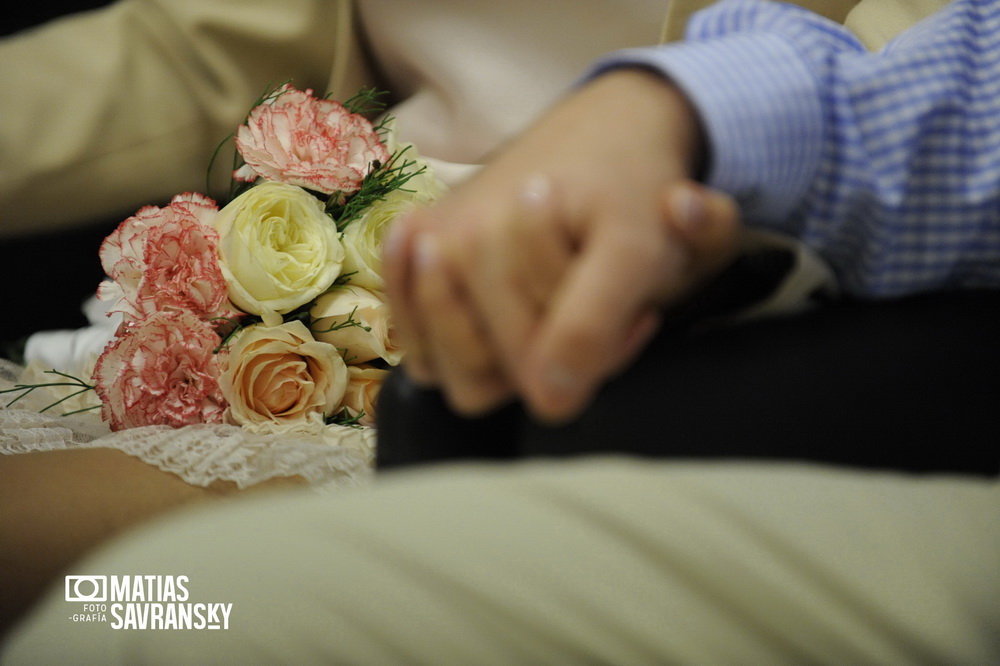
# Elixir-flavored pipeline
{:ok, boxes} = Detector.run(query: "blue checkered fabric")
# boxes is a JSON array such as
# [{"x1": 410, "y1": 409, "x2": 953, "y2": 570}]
[{"x1": 594, "y1": 0, "x2": 1000, "y2": 297}]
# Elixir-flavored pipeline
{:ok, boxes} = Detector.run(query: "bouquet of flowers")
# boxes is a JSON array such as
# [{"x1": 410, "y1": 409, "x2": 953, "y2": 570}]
[{"x1": 69, "y1": 84, "x2": 444, "y2": 436}]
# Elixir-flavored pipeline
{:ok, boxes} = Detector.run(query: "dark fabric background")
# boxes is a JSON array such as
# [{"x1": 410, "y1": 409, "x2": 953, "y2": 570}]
[
  {"x1": 3, "y1": 2, "x2": 112, "y2": 37},
  {"x1": 377, "y1": 288, "x2": 1000, "y2": 477}
]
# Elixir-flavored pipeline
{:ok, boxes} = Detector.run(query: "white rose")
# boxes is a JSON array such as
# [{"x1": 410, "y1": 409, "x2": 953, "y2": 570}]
[
  {"x1": 214, "y1": 181, "x2": 344, "y2": 323},
  {"x1": 310, "y1": 285, "x2": 402, "y2": 365}
]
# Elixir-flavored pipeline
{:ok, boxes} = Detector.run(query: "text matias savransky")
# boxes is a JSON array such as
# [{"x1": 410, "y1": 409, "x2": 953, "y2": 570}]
[{"x1": 65, "y1": 574, "x2": 233, "y2": 630}]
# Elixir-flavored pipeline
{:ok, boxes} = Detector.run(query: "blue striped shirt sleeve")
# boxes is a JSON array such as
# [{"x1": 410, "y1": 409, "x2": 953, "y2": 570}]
[{"x1": 590, "y1": 0, "x2": 1000, "y2": 297}]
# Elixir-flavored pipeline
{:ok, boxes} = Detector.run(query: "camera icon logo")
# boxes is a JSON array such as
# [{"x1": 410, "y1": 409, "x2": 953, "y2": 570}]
[{"x1": 65, "y1": 575, "x2": 108, "y2": 602}]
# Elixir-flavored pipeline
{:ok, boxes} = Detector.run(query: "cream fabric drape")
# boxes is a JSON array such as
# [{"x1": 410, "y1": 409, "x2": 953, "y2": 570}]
[
  {"x1": 0, "y1": 0, "x2": 359, "y2": 235},
  {"x1": 5, "y1": 457, "x2": 998, "y2": 663}
]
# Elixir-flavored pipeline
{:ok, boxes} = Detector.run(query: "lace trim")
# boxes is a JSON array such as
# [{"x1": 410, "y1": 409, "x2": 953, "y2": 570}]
[{"x1": 0, "y1": 359, "x2": 374, "y2": 491}]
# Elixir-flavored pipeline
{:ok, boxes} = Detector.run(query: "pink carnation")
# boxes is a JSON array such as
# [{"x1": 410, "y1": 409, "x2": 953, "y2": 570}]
[
  {"x1": 98, "y1": 193, "x2": 234, "y2": 323},
  {"x1": 94, "y1": 311, "x2": 227, "y2": 431},
  {"x1": 233, "y1": 85, "x2": 390, "y2": 195}
]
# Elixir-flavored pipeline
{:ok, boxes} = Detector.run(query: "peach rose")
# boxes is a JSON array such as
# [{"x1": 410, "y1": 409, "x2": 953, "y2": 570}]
[
  {"x1": 219, "y1": 320, "x2": 348, "y2": 434},
  {"x1": 340, "y1": 365, "x2": 389, "y2": 427},
  {"x1": 233, "y1": 84, "x2": 390, "y2": 196},
  {"x1": 214, "y1": 181, "x2": 344, "y2": 323},
  {"x1": 310, "y1": 286, "x2": 402, "y2": 365}
]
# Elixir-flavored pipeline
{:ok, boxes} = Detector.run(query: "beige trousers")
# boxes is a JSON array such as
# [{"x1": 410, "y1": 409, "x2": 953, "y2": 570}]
[{"x1": 3, "y1": 458, "x2": 997, "y2": 664}]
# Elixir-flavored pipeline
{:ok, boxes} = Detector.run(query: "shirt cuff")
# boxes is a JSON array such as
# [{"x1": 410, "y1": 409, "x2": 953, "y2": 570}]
[{"x1": 589, "y1": 33, "x2": 824, "y2": 224}]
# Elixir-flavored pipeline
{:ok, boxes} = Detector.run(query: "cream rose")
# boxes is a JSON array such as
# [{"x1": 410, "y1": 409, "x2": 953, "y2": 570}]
[
  {"x1": 214, "y1": 181, "x2": 344, "y2": 323},
  {"x1": 310, "y1": 285, "x2": 402, "y2": 365},
  {"x1": 340, "y1": 128, "x2": 447, "y2": 291},
  {"x1": 340, "y1": 196, "x2": 415, "y2": 291},
  {"x1": 381, "y1": 126, "x2": 449, "y2": 206},
  {"x1": 340, "y1": 364, "x2": 389, "y2": 427},
  {"x1": 219, "y1": 320, "x2": 348, "y2": 434}
]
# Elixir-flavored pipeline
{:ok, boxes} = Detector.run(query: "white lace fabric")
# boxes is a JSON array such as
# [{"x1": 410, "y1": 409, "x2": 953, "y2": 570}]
[{"x1": 0, "y1": 360, "x2": 375, "y2": 491}]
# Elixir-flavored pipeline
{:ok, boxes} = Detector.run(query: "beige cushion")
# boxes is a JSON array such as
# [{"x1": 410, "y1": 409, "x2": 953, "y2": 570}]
[
  {"x1": 844, "y1": 0, "x2": 952, "y2": 50},
  {"x1": 660, "y1": 0, "x2": 861, "y2": 43},
  {"x1": 660, "y1": 0, "x2": 952, "y2": 50}
]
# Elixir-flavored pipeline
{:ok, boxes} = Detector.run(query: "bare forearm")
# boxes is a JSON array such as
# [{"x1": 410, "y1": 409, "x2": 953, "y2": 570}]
[{"x1": 0, "y1": 448, "x2": 301, "y2": 637}]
